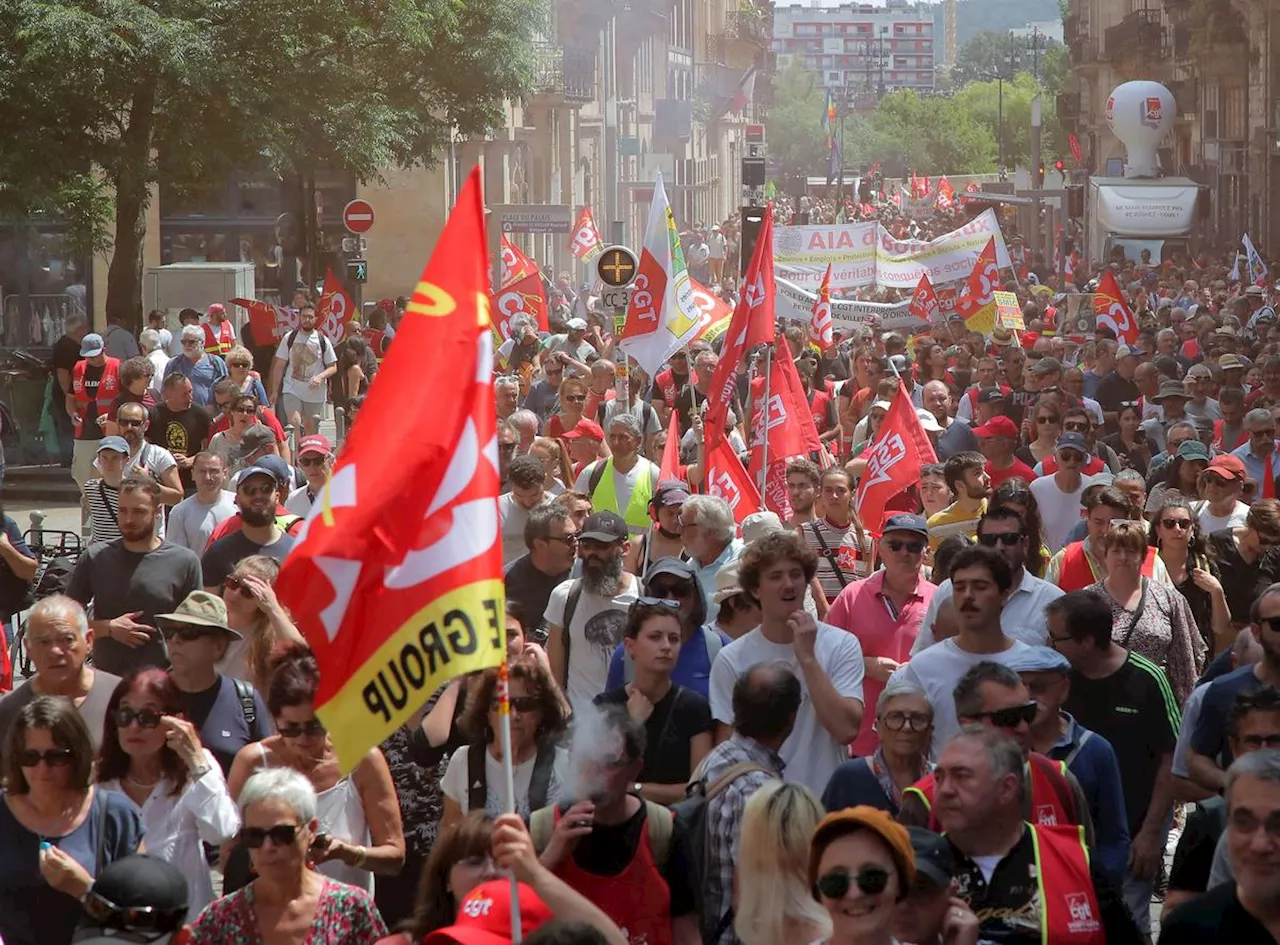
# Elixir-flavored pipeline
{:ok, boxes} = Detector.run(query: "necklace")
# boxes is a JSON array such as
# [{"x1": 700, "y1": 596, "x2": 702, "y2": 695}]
[{"x1": 124, "y1": 772, "x2": 161, "y2": 789}]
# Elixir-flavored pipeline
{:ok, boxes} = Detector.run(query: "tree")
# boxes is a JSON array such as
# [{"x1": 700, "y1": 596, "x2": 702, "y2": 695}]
[
  {"x1": 762, "y1": 60, "x2": 833, "y2": 193},
  {"x1": 0, "y1": 0, "x2": 544, "y2": 330},
  {"x1": 951, "y1": 30, "x2": 1064, "y2": 87},
  {"x1": 848, "y1": 90, "x2": 996, "y2": 176}
]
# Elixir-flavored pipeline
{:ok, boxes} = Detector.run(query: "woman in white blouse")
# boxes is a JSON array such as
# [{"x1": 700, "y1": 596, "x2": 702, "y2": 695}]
[{"x1": 96, "y1": 667, "x2": 240, "y2": 913}]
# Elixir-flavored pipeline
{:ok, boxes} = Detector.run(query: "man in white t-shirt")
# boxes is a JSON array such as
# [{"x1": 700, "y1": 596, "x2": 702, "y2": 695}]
[
  {"x1": 1029, "y1": 433, "x2": 1093, "y2": 553},
  {"x1": 709, "y1": 530, "x2": 865, "y2": 794},
  {"x1": 545, "y1": 511, "x2": 640, "y2": 707},
  {"x1": 499, "y1": 455, "x2": 552, "y2": 565},
  {"x1": 543, "y1": 318, "x2": 596, "y2": 376},
  {"x1": 889, "y1": 545, "x2": 1033, "y2": 756},
  {"x1": 1195, "y1": 453, "x2": 1251, "y2": 533},
  {"x1": 284, "y1": 434, "x2": 334, "y2": 518},
  {"x1": 166, "y1": 451, "x2": 236, "y2": 553},
  {"x1": 268, "y1": 302, "x2": 338, "y2": 435}
]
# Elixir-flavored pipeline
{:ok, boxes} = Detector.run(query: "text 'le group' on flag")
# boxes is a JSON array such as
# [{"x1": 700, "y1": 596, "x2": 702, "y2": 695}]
[
  {"x1": 1093, "y1": 269, "x2": 1139, "y2": 344},
  {"x1": 953, "y1": 237, "x2": 1000, "y2": 338},
  {"x1": 274, "y1": 166, "x2": 506, "y2": 771},
  {"x1": 616, "y1": 172, "x2": 704, "y2": 376},
  {"x1": 854, "y1": 381, "x2": 938, "y2": 538}
]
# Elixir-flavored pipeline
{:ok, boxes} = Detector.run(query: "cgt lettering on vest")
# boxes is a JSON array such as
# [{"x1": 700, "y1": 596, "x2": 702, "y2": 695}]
[{"x1": 362, "y1": 596, "x2": 504, "y2": 724}]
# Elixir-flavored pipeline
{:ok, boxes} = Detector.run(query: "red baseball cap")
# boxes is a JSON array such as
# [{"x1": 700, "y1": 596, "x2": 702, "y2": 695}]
[
  {"x1": 562, "y1": 418, "x2": 604, "y2": 441},
  {"x1": 422, "y1": 880, "x2": 554, "y2": 945},
  {"x1": 1206, "y1": 453, "x2": 1246, "y2": 482},
  {"x1": 298, "y1": 434, "x2": 333, "y2": 457},
  {"x1": 972, "y1": 415, "x2": 1019, "y2": 439}
]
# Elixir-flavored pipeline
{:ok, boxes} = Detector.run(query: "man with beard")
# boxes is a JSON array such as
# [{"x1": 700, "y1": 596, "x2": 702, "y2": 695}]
[
  {"x1": 116, "y1": 401, "x2": 182, "y2": 514},
  {"x1": 926, "y1": 452, "x2": 990, "y2": 553},
  {"x1": 268, "y1": 302, "x2": 338, "y2": 435},
  {"x1": 624, "y1": 480, "x2": 687, "y2": 577},
  {"x1": 546, "y1": 511, "x2": 640, "y2": 706},
  {"x1": 66, "y1": 476, "x2": 202, "y2": 676},
  {"x1": 784, "y1": 458, "x2": 821, "y2": 530},
  {"x1": 199, "y1": 464, "x2": 297, "y2": 590}
]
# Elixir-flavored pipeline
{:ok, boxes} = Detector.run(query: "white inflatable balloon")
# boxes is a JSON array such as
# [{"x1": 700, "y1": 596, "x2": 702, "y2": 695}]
[{"x1": 1105, "y1": 81, "x2": 1175, "y2": 178}]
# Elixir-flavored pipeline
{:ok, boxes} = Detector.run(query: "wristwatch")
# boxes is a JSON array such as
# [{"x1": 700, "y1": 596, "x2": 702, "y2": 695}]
[{"x1": 633, "y1": 782, "x2": 643, "y2": 795}]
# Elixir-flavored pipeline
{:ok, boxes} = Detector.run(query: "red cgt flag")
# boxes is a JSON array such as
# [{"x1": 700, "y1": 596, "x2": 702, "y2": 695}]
[
  {"x1": 568, "y1": 206, "x2": 604, "y2": 262},
  {"x1": 1093, "y1": 269, "x2": 1139, "y2": 344},
  {"x1": 908, "y1": 273, "x2": 942, "y2": 324},
  {"x1": 748, "y1": 347, "x2": 822, "y2": 517},
  {"x1": 855, "y1": 382, "x2": 938, "y2": 537},
  {"x1": 274, "y1": 167, "x2": 505, "y2": 770},
  {"x1": 935, "y1": 176, "x2": 956, "y2": 211},
  {"x1": 705, "y1": 436, "x2": 761, "y2": 525},
  {"x1": 954, "y1": 237, "x2": 1000, "y2": 337},
  {"x1": 316, "y1": 268, "x2": 356, "y2": 343},
  {"x1": 658, "y1": 409, "x2": 682, "y2": 483},
  {"x1": 704, "y1": 204, "x2": 775, "y2": 435},
  {"x1": 231, "y1": 297, "x2": 297, "y2": 341},
  {"x1": 808, "y1": 264, "x2": 834, "y2": 351}
]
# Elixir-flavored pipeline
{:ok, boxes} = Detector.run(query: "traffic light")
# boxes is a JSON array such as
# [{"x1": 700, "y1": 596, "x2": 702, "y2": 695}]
[
  {"x1": 1037, "y1": 163, "x2": 1046, "y2": 184},
  {"x1": 1054, "y1": 159, "x2": 1065, "y2": 173},
  {"x1": 347, "y1": 258, "x2": 368, "y2": 283}
]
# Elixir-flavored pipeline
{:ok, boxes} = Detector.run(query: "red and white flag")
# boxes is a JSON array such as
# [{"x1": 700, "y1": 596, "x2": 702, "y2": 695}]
[
  {"x1": 748, "y1": 348, "x2": 822, "y2": 518},
  {"x1": 231, "y1": 297, "x2": 297, "y2": 341},
  {"x1": 954, "y1": 238, "x2": 1000, "y2": 337},
  {"x1": 317, "y1": 268, "x2": 356, "y2": 343},
  {"x1": 496, "y1": 236, "x2": 549, "y2": 336},
  {"x1": 658, "y1": 409, "x2": 682, "y2": 483},
  {"x1": 935, "y1": 176, "x2": 956, "y2": 211},
  {"x1": 568, "y1": 207, "x2": 604, "y2": 262},
  {"x1": 1093, "y1": 270, "x2": 1139, "y2": 344},
  {"x1": 705, "y1": 436, "x2": 761, "y2": 525},
  {"x1": 854, "y1": 382, "x2": 938, "y2": 537},
  {"x1": 274, "y1": 167, "x2": 504, "y2": 770},
  {"x1": 808, "y1": 264, "x2": 834, "y2": 351},
  {"x1": 908, "y1": 273, "x2": 942, "y2": 324},
  {"x1": 618, "y1": 173, "x2": 703, "y2": 375}
]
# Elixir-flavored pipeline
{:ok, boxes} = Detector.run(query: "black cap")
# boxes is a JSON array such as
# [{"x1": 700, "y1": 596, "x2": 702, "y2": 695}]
[
  {"x1": 977, "y1": 386, "x2": 1006, "y2": 404},
  {"x1": 73, "y1": 855, "x2": 188, "y2": 943},
  {"x1": 907, "y1": 826, "x2": 956, "y2": 888},
  {"x1": 579, "y1": 510, "x2": 629, "y2": 543}
]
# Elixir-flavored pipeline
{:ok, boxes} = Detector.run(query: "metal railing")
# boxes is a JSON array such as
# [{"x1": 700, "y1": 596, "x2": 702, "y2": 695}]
[
  {"x1": 530, "y1": 43, "x2": 597, "y2": 104},
  {"x1": 1105, "y1": 9, "x2": 1165, "y2": 58}
]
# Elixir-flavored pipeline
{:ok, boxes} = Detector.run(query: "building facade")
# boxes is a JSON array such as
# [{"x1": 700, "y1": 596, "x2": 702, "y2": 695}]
[{"x1": 772, "y1": 0, "x2": 935, "y2": 99}]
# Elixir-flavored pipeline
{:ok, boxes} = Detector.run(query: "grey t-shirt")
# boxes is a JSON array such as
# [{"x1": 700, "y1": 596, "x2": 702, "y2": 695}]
[
  {"x1": 66, "y1": 539, "x2": 203, "y2": 676},
  {"x1": 0, "y1": 667, "x2": 122, "y2": 763},
  {"x1": 1208, "y1": 826, "x2": 1234, "y2": 888}
]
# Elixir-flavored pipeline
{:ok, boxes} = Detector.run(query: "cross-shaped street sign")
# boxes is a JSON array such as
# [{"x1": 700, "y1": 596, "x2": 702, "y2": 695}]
[{"x1": 596, "y1": 245, "x2": 638, "y2": 288}]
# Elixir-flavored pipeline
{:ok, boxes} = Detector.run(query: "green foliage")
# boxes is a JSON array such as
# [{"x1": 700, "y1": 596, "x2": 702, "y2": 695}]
[
  {"x1": 762, "y1": 60, "x2": 833, "y2": 188},
  {"x1": 951, "y1": 30, "x2": 1062, "y2": 86},
  {"x1": 849, "y1": 90, "x2": 996, "y2": 176}
]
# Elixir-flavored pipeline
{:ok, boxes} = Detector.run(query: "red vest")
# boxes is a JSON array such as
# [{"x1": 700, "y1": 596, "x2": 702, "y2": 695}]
[
  {"x1": 1059, "y1": 541, "x2": 1156, "y2": 592},
  {"x1": 1032, "y1": 825, "x2": 1107, "y2": 944},
  {"x1": 1213, "y1": 420, "x2": 1247, "y2": 453},
  {"x1": 1040, "y1": 453, "x2": 1105, "y2": 476},
  {"x1": 904, "y1": 753, "x2": 1078, "y2": 831},
  {"x1": 362, "y1": 327, "x2": 389, "y2": 363},
  {"x1": 552, "y1": 807, "x2": 673, "y2": 945},
  {"x1": 202, "y1": 320, "x2": 234, "y2": 356},
  {"x1": 71, "y1": 357, "x2": 121, "y2": 437},
  {"x1": 808, "y1": 389, "x2": 833, "y2": 433}
]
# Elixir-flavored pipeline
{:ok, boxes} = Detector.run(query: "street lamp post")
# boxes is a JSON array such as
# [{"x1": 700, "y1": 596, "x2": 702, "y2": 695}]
[{"x1": 982, "y1": 32, "x2": 1021, "y2": 182}]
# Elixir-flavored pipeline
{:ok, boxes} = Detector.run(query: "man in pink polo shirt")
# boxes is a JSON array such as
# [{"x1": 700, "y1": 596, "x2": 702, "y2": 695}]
[{"x1": 825, "y1": 513, "x2": 937, "y2": 755}]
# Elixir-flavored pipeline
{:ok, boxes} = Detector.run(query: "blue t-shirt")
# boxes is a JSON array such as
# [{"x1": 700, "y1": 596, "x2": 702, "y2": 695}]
[
  {"x1": 1191, "y1": 664, "x2": 1262, "y2": 766},
  {"x1": 821, "y1": 757, "x2": 896, "y2": 814},
  {"x1": 604, "y1": 626, "x2": 731, "y2": 701},
  {"x1": 0, "y1": 787, "x2": 144, "y2": 945},
  {"x1": 1046, "y1": 720, "x2": 1131, "y2": 882},
  {"x1": 181, "y1": 674, "x2": 274, "y2": 776},
  {"x1": 163, "y1": 353, "x2": 228, "y2": 407}
]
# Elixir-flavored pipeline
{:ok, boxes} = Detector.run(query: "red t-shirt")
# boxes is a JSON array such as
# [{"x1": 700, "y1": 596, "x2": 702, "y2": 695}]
[
  {"x1": 210, "y1": 406, "x2": 287, "y2": 444},
  {"x1": 987, "y1": 458, "x2": 1038, "y2": 491}
]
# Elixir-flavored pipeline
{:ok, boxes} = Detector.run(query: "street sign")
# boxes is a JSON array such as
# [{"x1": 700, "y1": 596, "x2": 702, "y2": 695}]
[
  {"x1": 347, "y1": 259, "x2": 368, "y2": 283},
  {"x1": 601, "y1": 287, "x2": 632, "y2": 309},
  {"x1": 493, "y1": 204, "x2": 573, "y2": 234},
  {"x1": 343, "y1": 199, "x2": 376, "y2": 234},
  {"x1": 597, "y1": 245, "x2": 638, "y2": 287}
]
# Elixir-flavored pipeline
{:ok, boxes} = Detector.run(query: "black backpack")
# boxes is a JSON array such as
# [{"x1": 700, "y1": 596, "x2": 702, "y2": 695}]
[{"x1": 467, "y1": 740, "x2": 555, "y2": 813}]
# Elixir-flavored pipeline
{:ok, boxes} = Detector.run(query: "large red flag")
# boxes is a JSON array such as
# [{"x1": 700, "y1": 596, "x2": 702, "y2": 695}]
[
  {"x1": 747, "y1": 348, "x2": 823, "y2": 517},
  {"x1": 658, "y1": 409, "x2": 682, "y2": 482},
  {"x1": 954, "y1": 238, "x2": 1000, "y2": 337},
  {"x1": 704, "y1": 205, "x2": 775, "y2": 435},
  {"x1": 1093, "y1": 269, "x2": 1139, "y2": 344},
  {"x1": 568, "y1": 207, "x2": 604, "y2": 262},
  {"x1": 705, "y1": 436, "x2": 761, "y2": 525},
  {"x1": 808, "y1": 264, "x2": 834, "y2": 351},
  {"x1": 316, "y1": 268, "x2": 356, "y2": 343},
  {"x1": 855, "y1": 382, "x2": 938, "y2": 537},
  {"x1": 274, "y1": 167, "x2": 504, "y2": 770},
  {"x1": 231, "y1": 297, "x2": 297, "y2": 341},
  {"x1": 908, "y1": 273, "x2": 942, "y2": 324},
  {"x1": 494, "y1": 273, "x2": 550, "y2": 339},
  {"x1": 688, "y1": 279, "x2": 734, "y2": 344},
  {"x1": 500, "y1": 235, "x2": 538, "y2": 285}
]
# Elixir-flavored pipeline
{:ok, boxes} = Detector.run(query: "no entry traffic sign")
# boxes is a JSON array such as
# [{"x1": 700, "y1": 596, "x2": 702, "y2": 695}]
[{"x1": 343, "y1": 199, "x2": 376, "y2": 234}]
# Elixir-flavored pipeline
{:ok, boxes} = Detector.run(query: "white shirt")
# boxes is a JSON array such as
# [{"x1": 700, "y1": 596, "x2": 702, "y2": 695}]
[
  {"x1": 1030, "y1": 473, "x2": 1089, "y2": 554},
  {"x1": 285, "y1": 484, "x2": 317, "y2": 518},
  {"x1": 274, "y1": 329, "x2": 337, "y2": 403},
  {"x1": 890, "y1": 637, "x2": 1034, "y2": 756},
  {"x1": 709, "y1": 622, "x2": 865, "y2": 794},
  {"x1": 166, "y1": 491, "x2": 237, "y2": 553},
  {"x1": 100, "y1": 749, "x2": 240, "y2": 915},
  {"x1": 498, "y1": 491, "x2": 545, "y2": 564},
  {"x1": 441, "y1": 744, "x2": 569, "y2": 819},
  {"x1": 1194, "y1": 499, "x2": 1250, "y2": 534},
  {"x1": 910, "y1": 568, "x2": 1062, "y2": 654},
  {"x1": 545, "y1": 573, "x2": 640, "y2": 707},
  {"x1": 147, "y1": 349, "x2": 170, "y2": 395}
]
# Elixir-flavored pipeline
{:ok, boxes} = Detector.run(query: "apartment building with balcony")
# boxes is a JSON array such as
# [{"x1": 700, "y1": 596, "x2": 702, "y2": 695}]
[{"x1": 772, "y1": 0, "x2": 936, "y2": 101}]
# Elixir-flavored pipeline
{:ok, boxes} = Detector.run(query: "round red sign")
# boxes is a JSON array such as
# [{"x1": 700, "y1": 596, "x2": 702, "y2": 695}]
[{"x1": 342, "y1": 199, "x2": 375, "y2": 234}]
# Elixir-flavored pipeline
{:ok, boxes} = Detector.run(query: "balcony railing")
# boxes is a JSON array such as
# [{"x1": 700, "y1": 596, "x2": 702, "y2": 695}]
[
  {"x1": 1105, "y1": 10, "x2": 1165, "y2": 58},
  {"x1": 726, "y1": 10, "x2": 770, "y2": 48},
  {"x1": 531, "y1": 43, "x2": 597, "y2": 104},
  {"x1": 705, "y1": 32, "x2": 726, "y2": 64}
]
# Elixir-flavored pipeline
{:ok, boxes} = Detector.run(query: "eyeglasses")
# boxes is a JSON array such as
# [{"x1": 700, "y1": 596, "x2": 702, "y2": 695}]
[
  {"x1": 1048, "y1": 632, "x2": 1075, "y2": 647},
  {"x1": 971, "y1": 701, "x2": 1039, "y2": 728},
  {"x1": 879, "y1": 710, "x2": 931, "y2": 732},
  {"x1": 634, "y1": 597, "x2": 681, "y2": 610},
  {"x1": 223, "y1": 575, "x2": 255, "y2": 599},
  {"x1": 1229, "y1": 809, "x2": 1280, "y2": 839},
  {"x1": 491, "y1": 696, "x2": 541, "y2": 714},
  {"x1": 83, "y1": 887, "x2": 185, "y2": 934},
  {"x1": 117, "y1": 417, "x2": 144, "y2": 427},
  {"x1": 816, "y1": 865, "x2": 891, "y2": 900},
  {"x1": 16, "y1": 748, "x2": 74, "y2": 767},
  {"x1": 884, "y1": 538, "x2": 925, "y2": 554},
  {"x1": 1160, "y1": 518, "x2": 1192, "y2": 531},
  {"x1": 276, "y1": 719, "x2": 327, "y2": 739},
  {"x1": 1237, "y1": 733, "x2": 1280, "y2": 751},
  {"x1": 299, "y1": 456, "x2": 328, "y2": 467},
  {"x1": 159, "y1": 624, "x2": 218, "y2": 643},
  {"x1": 978, "y1": 532, "x2": 1023, "y2": 547},
  {"x1": 114, "y1": 707, "x2": 162, "y2": 729},
  {"x1": 239, "y1": 824, "x2": 301, "y2": 848},
  {"x1": 1252, "y1": 429, "x2": 1277, "y2": 438}
]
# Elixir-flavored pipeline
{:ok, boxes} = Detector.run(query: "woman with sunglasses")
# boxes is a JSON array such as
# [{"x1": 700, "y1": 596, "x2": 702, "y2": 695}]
[
  {"x1": 821, "y1": 679, "x2": 934, "y2": 816},
  {"x1": 225, "y1": 345, "x2": 270, "y2": 406},
  {"x1": 189, "y1": 767, "x2": 387, "y2": 944},
  {"x1": 989, "y1": 480, "x2": 1048, "y2": 577},
  {"x1": 1150, "y1": 497, "x2": 1231, "y2": 653},
  {"x1": 1017, "y1": 403, "x2": 1061, "y2": 468},
  {"x1": 596, "y1": 598, "x2": 713, "y2": 804},
  {"x1": 216, "y1": 555, "x2": 303, "y2": 692},
  {"x1": 1090, "y1": 520, "x2": 1205, "y2": 703},
  {"x1": 440, "y1": 659, "x2": 568, "y2": 829},
  {"x1": 208, "y1": 393, "x2": 267, "y2": 475},
  {"x1": 546, "y1": 376, "x2": 589, "y2": 440},
  {"x1": 808, "y1": 806, "x2": 916, "y2": 945},
  {"x1": 732, "y1": 781, "x2": 831, "y2": 945},
  {"x1": 1207, "y1": 498, "x2": 1280, "y2": 644},
  {"x1": 0, "y1": 696, "x2": 144, "y2": 945},
  {"x1": 96, "y1": 667, "x2": 239, "y2": 915},
  {"x1": 1102, "y1": 402, "x2": 1151, "y2": 476},
  {"x1": 227, "y1": 645, "x2": 405, "y2": 896}
]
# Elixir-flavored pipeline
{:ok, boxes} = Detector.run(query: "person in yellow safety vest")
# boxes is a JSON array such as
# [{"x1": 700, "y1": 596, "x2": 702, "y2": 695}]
[
  {"x1": 927, "y1": 726, "x2": 1143, "y2": 945},
  {"x1": 573, "y1": 413, "x2": 660, "y2": 537}
]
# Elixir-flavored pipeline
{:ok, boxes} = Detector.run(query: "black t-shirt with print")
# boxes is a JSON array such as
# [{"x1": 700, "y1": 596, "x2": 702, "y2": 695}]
[
  {"x1": 147, "y1": 404, "x2": 212, "y2": 490},
  {"x1": 1160, "y1": 882, "x2": 1279, "y2": 945}
]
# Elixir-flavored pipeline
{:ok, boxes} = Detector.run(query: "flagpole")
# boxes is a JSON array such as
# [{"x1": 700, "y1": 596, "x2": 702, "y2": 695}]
[
  {"x1": 496, "y1": 660, "x2": 524, "y2": 943},
  {"x1": 760, "y1": 344, "x2": 773, "y2": 491}
]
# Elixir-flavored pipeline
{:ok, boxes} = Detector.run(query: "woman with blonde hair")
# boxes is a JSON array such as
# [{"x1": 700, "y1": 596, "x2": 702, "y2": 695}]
[
  {"x1": 732, "y1": 781, "x2": 832, "y2": 945},
  {"x1": 546, "y1": 376, "x2": 588, "y2": 439},
  {"x1": 529, "y1": 436, "x2": 573, "y2": 494},
  {"x1": 225, "y1": 345, "x2": 269, "y2": 404},
  {"x1": 216, "y1": 554, "x2": 304, "y2": 690}
]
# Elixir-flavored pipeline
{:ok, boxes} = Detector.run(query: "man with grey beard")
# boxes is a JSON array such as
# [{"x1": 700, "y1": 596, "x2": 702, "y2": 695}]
[{"x1": 546, "y1": 511, "x2": 640, "y2": 707}]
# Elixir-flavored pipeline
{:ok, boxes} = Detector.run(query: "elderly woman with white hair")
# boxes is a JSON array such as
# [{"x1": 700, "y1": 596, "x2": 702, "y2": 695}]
[
  {"x1": 820, "y1": 678, "x2": 934, "y2": 815},
  {"x1": 680, "y1": 494, "x2": 743, "y2": 606},
  {"x1": 189, "y1": 767, "x2": 387, "y2": 944}
]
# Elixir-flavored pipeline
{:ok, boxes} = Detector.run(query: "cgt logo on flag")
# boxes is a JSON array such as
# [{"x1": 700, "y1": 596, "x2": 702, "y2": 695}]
[
  {"x1": 1065, "y1": 893, "x2": 1100, "y2": 934},
  {"x1": 711, "y1": 470, "x2": 742, "y2": 510}
]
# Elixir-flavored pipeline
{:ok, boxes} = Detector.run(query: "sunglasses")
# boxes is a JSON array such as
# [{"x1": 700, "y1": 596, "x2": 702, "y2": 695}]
[
  {"x1": 563, "y1": 395, "x2": 586, "y2": 404},
  {"x1": 1062, "y1": 422, "x2": 1089, "y2": 432},
  {"x1": 546, "y1": 533, "x2": 579, "y2": 546},
  {"x1": 1035, "y1": 416, "x2": 1059, "y2": 424},
  {"x1": 223, "y1": 575, "x2": 255, "y2": 599},
  {"x1": 1160, "y1": 518, "x2": 1192, "y2": 531},
  {"x1": 83, "y1": 888, "x2": 184, "y2": 934},
  {"x1": 299, "y1": 455, "x2": 327, "y2": 467},
  {"x1": 232, "y1": 406, "x2": 257, "y2": 415},
  {"x1": 816, "y1": 865, "x2": 891, "y2": 900},
  {"x1": 160, "y1": 625, "x2": 216, "y2": 643},
  {"x1": 1058, "y1": 450, "x2": 1085, "y2": 463},
  {"x1": 114, "y1": 707, "x2": 162, "y2": 729},
  {"x1": 883, "y1": 538, "x2": 925, "y2": 554},
  {"x1": 978, "y1": 532, "x2": 1023, "y2": 547},
  {"x1": 647, "y1": 582, "x2": 693, "y2": 598},
  {"x1": 277, "y1": 719, "x2": 326, "y2": 739},
  {"x1": 973, "y1": 701, "x2": 1039, "y2": 728},
  {"x1": 16, "y1": 748, "x2": 74, "y2": 767},
  {"x1": 879, "y1": 710, "x2": 931, "y2": 732},
  {"x1": 634, "y1": 597, "x2": 681, "y2": 610},
  {"x1": 1238, "y1": 733, "x2": 1280, "y2": 751},
  {"x1": 117, "y1": 417, "x2": 144, "y2": 427},
  {"x1": 491, "y1": 696, "x2": 541, "y2": 714},
  {"x1": 239, "y1": 823, "x2": 300, "y2": 848}
]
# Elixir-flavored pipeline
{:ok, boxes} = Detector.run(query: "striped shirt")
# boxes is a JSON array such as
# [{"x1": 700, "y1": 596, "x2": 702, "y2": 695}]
[
  {"x1": 84, "y1": 478, "x2": 121, "y2": 545},
  {"x1": 926, "y1": 498, "x2": 987, "y2": 553},
  {"x1": 803, "y1": 518, "x2": 870, "y2": 601}
]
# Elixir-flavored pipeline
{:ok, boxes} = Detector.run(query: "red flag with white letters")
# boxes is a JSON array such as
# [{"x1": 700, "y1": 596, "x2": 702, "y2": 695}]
[
  {"x1": 705, "y1": 436, "x2": 761, "y2": 525},
  {"x1": 568, "y1": 207, "x2": 604, "y2": 262},
  {"x1": 854, "y1": 382, "x2": 938, "y2": 536},
  {"x1": 908, "y1": 273, "x2": 942, "y2": 324},
  {"x1": 317, "y1": 268, "x2": 356, "y2": 343},
  {"x1": 808, "y1": 264, "x2": 834, "y2": 351},
  {"x1": 1093, "y1": 269, "x2": 1139, "y2": 344},
  {"x1": 231, "y1": 297, "x2": 297, "y2": 340}
]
